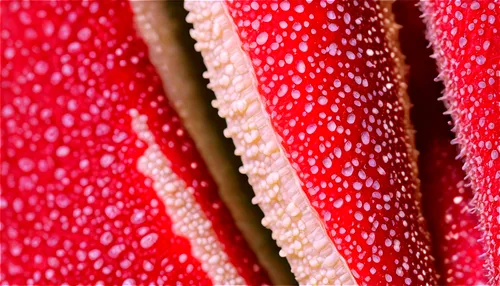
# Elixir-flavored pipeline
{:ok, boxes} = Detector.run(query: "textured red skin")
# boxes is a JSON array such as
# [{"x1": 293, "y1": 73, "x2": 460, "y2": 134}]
[
  {"x1": 420, "y1": 137, "x2": 487, "y2": 285},
  {"x1": 393, "y1": 2, "x2": 487, "y2": 284},
  {"x1": 421, "y1": 1, "x2": 500, "y2": 283},
  {"x1": 225, "y1": 0, "x2": 436, "y2": 284},
  {"x1": 0, "y1": 1, "x2": 269, "y2": 285}
]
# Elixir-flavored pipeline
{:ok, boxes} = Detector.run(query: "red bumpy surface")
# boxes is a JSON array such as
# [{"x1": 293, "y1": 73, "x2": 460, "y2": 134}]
[
  {"x1": 421, "y1": 1, "x2": 500, "y2": 283},
  {"x1": 394, "y1": 2, "x2": 487, "y2": 284},
  {"x1": 225, "y1": 0, "x2": 436, "y2": 285},
  {"x1": 0, "y1": 1, "x2": 269, "y2": 285},
  {"x1": 421, "y1": 137, "x2": 487, "y2": 285}
]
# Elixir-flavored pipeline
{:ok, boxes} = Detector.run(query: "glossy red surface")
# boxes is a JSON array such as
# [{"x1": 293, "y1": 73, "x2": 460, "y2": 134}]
[
  {"x1": 422, "y1": 1, "x2": 500, "y2": 283},
  {"x1": 0, "y1": 1, "x2": 268, "y2": 284},
  {"x1": 393, "y1": 2, "x2": 487, "y2": 284},
  {"x1": 225, "y1": 0, "x2": 436, "y2": 285}
]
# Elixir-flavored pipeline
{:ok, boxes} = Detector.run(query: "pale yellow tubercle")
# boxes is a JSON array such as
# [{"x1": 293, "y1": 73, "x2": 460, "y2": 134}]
[
  {"x1": 130, "y1": 1, "x2": 295, "y2": 284},
  {"x1": 184, "y1": 1, "x2": 357, "y2": 285}
]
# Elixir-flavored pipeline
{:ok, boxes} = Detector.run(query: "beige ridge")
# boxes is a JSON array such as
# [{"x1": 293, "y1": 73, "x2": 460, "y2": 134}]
[
  {"x1": 130, "y1": 2, "x2": 294, "y2": 283},
  {"x1": 184, "y1": 1, "x2": 357, "y2": 284},
  {"x1": 130, "y1": 109, "x2": 245, "y2": 285}
]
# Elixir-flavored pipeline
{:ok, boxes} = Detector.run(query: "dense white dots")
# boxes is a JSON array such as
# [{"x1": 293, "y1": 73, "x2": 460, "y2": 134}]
[
  {"x1": 292, "y1": 75, "x2": 302, "y2": 85},
  {"x1": 423, "y1": 2, "x2": 500, "y2": 281},
  {"x1": 179, "y1": 254, "x2": 188, "y2": 263},
  {"x1": 344, "y1": 141, "x2": 352, "y2": 151},
  {"x1": 483, "y1": 41, "x2": 490, "y2": 50},
  {"x1": 334, "y1": 147, "x2": 342, "y2": 158},
  {"x1": 186, "y1": 1, "x2": 357, "y2": 284},
  {"x1": 324, "y1": 211, "x2": 332, "y2": 221},
  {"x1": 3, "y1": 1, "x2": 267, "y2": 284},
  {"x1": 62, "y1": 114, "x2": 75, "y2": 128},
  {"x1": 104, "y1": 205, "x2": 119, "y2": 219},
  {"x1": 100, "y1": 232, "x2": 113, "y2": 246},
  {"x1": 132, "y1": 113, "x2": 245, "y2": 284},
  {"x1": 122, "y1": 278, "x2": 136, "y2": 286},
  {"x1": 328, "y1": 23, "x2": 339, "y2": 32},
  {"x1": 187, "y1": 0, "x2": 440, "y2": 284}
]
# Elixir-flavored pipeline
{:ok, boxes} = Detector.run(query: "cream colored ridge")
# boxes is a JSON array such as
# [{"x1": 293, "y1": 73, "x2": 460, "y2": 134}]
[
  {"x1": 130, "y1": 109, "x2": 245, "y2": 285},
  {"x1": 130, "y1": 2, "x2": 294, "y2": 284},
  {"x1": 184, "y1": 1, "x2": 357, "y2": 285}
]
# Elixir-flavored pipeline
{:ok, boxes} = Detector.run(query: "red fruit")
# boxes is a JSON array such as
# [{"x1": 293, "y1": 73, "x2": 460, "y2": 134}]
[
  {"x1": 421, "y1": 1, "x2": 500, "y2": 283},
  {"x1": 0, "y1": 1, "x2": 269, "y2": 284},
  {"x1": 186, "y1": 0, "x2": 437, "y2": 284}
]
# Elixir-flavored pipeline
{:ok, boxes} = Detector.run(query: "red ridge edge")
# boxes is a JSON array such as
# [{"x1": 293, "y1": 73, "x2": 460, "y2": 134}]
[
  {"x1": 393, "y1": 2, "x2": 487, "y2": 284},
  {"x1": 224, "y1": 0, "x2": 436, "y2": 285},
  {"x1": 420, "y1": 1, "x2": 500, "y2": 283}
]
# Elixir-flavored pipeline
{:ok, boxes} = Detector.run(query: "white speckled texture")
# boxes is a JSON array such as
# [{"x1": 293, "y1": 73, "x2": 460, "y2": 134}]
[
  {"x1": 131, "y1": 109, "x2": 245, "y2": 285},
  {"x1": 130, "y1": 3, "x2": 294, "y2": 283},
  {"x1": 184, "y1": 1, "x2": 356, "y2": 284}
]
